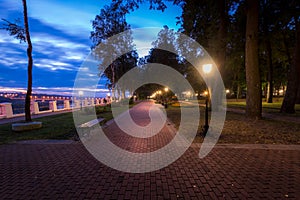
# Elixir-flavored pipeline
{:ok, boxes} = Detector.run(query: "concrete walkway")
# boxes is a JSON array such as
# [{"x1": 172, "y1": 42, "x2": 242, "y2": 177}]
[{"x1": 0, "y1": 101, "x2": 299, "y2": 199}]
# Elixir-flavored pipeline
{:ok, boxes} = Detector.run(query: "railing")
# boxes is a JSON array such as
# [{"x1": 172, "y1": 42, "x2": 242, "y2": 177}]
[
  {"x1": 38, "y1": 101, "x2": 50, "y2": 111},
  {"x1": 0, "y1": 97, "x2": 111, "y2": 119}
]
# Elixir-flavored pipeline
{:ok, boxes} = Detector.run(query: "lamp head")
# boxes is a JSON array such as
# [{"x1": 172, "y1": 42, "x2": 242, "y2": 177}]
[{"x1": 202, "y1": 64, "x2": 212, "y2": 74}]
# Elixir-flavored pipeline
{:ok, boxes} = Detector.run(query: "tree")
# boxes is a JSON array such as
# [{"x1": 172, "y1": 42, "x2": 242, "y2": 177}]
[
  {"x1": 1, "y1": 0, "x2": 33, "y2": 122},
  {"x1": 22, "y1": 0, "x2": 33, "y2": 122},
  {"x1": 258, "y1": 0, "x2": 295, "y2": 104},
  {"x1": 177, "y1": 0, "x2": 230, "y2": 76},
  {"x1": 260, "y1": 0, "x2": 276, "y2": 103},
  {"x1": 245, "y1": 0, "x2": 262, "y2": 119},
  {"x1": 281, "y1": 17, "x2": 300, "y2": 113},
  {"x1": 91, "y1": 2, "x2": 138, "y2": 100},
  {"x1": 226, "y1": 1, "x2": 247, "y2": 99},
  {"x1": 279, "y1": 0, "x2": 300, "y2": 113},
  {"x1": 147, "y1": 26, "x2": 181, "y2": 70}
]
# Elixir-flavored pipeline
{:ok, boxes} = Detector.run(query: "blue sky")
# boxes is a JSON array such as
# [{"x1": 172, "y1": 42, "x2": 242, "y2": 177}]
[{"x1": 0, "y1": 0, "x2": 181, "y2": 97}]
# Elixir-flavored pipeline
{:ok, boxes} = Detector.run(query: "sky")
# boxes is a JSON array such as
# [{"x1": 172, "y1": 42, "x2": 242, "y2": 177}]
[{"x1": 0, "y1": 0, "x2": 181, "y2": 97}]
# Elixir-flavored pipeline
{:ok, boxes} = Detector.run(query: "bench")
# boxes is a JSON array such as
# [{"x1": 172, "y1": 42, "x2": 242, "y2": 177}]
[
  {"x1": 78, "y1": 118, "x2": 104, "y2": 128},
  {"x1": 77, "y1": 118, "x2": 104, "y2": 139}
]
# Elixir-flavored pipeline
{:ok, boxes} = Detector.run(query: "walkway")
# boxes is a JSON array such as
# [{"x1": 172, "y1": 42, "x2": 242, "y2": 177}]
[{"x1": 0, "y1": 101, "x2": 299, "y2": 199}]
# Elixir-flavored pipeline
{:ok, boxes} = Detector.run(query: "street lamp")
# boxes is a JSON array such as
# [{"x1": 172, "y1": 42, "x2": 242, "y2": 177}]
[
  {"x1": 79, "y1": 91, "x2": 83, "y2": 110},
  {"x1": 164, "y1": 87, "x2": 169, "y2": 108},
  {"x1": 158, "y1": 90, "x2": 162, "y2": 104},
  {"x1": 203, "y1": 64, "x2": 212, "y2": 74},
  {"x1": 201, "y1": 64, "x2": 212, "y2": 137}
]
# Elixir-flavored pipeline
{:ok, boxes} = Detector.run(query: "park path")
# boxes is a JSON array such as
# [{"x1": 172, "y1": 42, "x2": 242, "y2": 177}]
[
  {"x1": 101, "y1": 101, "x2": 176, "y2": 154},
  {"x1": 0, "y1": 101, "x2": 299, "y2": 199}
]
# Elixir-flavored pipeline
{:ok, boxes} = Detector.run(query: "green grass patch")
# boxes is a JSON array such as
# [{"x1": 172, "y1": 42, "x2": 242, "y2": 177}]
[
  {"x1": 166, "y1": 105, "x2": 300, "y2": 144},
  {"x1": 0, "y1": 103, "x2": 141, "y2": 145},
  {"x1": 0, "y1": 105, "x2": 114, "y2": 145},
  {"x1": 0, "y1": 113, "x2": 76, "y2": 145},
  {"x1": 227, "y1": 99, "x2": 300, "y2": 114}
]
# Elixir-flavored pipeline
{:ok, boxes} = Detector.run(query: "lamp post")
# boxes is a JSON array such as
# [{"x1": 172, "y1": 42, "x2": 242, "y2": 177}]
[
  {"x1": 79, "y1": 91, "x2": 83, "y2": 110},
  {"x1": 164, "y1": 87, "x2": 169, "y2": 108},
  {"x1": 158, "y1": 90, "x2": 162, "y2": 103},
  {"x1": 203, "y1": 90, "x2": 209, "y2": 136},
  {"x1": 201, "y1": 64, "x2": 212, "y2": 137}
]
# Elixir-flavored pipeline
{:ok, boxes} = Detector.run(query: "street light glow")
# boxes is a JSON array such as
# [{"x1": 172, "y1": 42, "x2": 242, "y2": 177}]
[{"x1": 202, "y1": 64, "x2": 212, "y2": 74}]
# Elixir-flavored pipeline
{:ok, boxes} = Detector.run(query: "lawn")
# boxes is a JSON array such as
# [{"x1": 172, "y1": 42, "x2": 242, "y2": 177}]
[
  {"x1": 0, "y1": 112, "x2": 77, "y2": 144},
  {"x1": 227, "y1": 98, "x2": 300, "y2": 115},
  {"x1": 0, "y1": 103, "x2": 138, "y2": 145},
  {"x1": 0, "y1": 106, "x2": 114, "y2": 145},
  {"x1": 1, "y1": 101, "x2": 299, "y2": 145},
  {"x1": 166, "y1": 104, "x2": 300, "y2": 145}
]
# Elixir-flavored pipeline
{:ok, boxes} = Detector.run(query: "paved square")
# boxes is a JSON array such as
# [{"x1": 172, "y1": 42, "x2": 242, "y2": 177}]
[{"x1": 0, "y1": 101, "x2": 299, "y2": 199}]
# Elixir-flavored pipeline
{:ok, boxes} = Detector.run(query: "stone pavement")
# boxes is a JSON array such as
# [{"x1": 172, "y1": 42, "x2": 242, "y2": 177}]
[{"x1": 0, "y1": 101, "x2": 300, "y2": 199}]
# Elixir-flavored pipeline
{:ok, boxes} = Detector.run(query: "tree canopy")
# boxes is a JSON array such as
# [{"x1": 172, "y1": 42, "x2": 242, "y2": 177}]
[{"x1": 91, "y1": 0, "x2": 300, "y2": 114}]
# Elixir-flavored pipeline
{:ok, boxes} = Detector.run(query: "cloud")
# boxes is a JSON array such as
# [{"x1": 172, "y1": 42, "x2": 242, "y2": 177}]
[
  {"x1": 0, "y1": 0, "x2": 182, "y2": 96},
  {"x1": 0, "y1": 18, "x2": 90, "y2": 72},
  {"x1": 31, "y1": 34, "x2": 89, "y2": 50},
  {"x1": 0, "y1": 87, "x2": 27, "y2": 93},
  {"x1": 34, "y1": 59, "x2": 75, "y2": 71},
  {"x1": 26, "y1": 0, "x2": 104, "y2": 38}
]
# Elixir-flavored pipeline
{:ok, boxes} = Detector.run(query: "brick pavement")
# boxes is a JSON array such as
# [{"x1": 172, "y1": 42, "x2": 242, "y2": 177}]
[{"x1": 0, "y1": 101, "x2": 299, "y2": 199}]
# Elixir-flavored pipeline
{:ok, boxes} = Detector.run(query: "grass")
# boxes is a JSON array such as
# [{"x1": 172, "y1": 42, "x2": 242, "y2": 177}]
[
  {"x1": 0, "y1": 103, "x2": 139, "y2": 145},
  {"x1": 0, "y1": 105, "x2": 114, "y2": 145},
  {"x1": 1, "y1": 101, "x2": 299, "y2": 145},
  {"x1": 227, "y1": 99, "x2": 300, "y2": 111},
  {"x1": 166, "y1": 104, "x2": 300, "y2": 145},
  {"x1": 0, "y1": 112, "x2": 76, "y2": 145}
]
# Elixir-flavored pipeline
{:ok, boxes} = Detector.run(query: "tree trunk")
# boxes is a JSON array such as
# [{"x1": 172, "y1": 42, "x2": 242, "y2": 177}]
[
  {"x1": 23, "y1": 0, "x2": 33, "y2": 122},
  {"x1": 296, "y1": 82, "x2": 300, "y2": 104},
  {"x1": 282, "y1": 30, "x2": 292, "y2": 67},
  {"x1": 111, "y1": 64, "x2": 115, "y2": 101},
  {"x1": 122, "y1": 90, "x2": 126, "y2": 99},
  {"x1": 236, "y1": 84, "x2": 241, "y2": 100},
  {"x1": 266, "y1": 38, "x2": 273, "y2": 103},
  {"x1": 281, "y1": 18, "x2": 300, "y2": 113},
  {"x1": 245, "y1": 0, "x2": 262, "y2": 119}
]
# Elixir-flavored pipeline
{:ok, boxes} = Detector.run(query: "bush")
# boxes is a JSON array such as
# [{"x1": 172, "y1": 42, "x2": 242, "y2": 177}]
[
  {"x1": 129, "y1": 97, "x2": 134, "y2": 105},
  {"x1": 82, "y1": 107, "x2": 95, "y2": 115},
  {"x1": 95, "y1": 105, "x2": 111, "y2": 114}
]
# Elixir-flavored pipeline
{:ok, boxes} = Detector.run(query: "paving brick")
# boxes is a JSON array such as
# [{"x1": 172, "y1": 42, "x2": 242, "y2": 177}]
[{"x1": 0, "y1": 101, "x2": 299, "y2": 199}]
